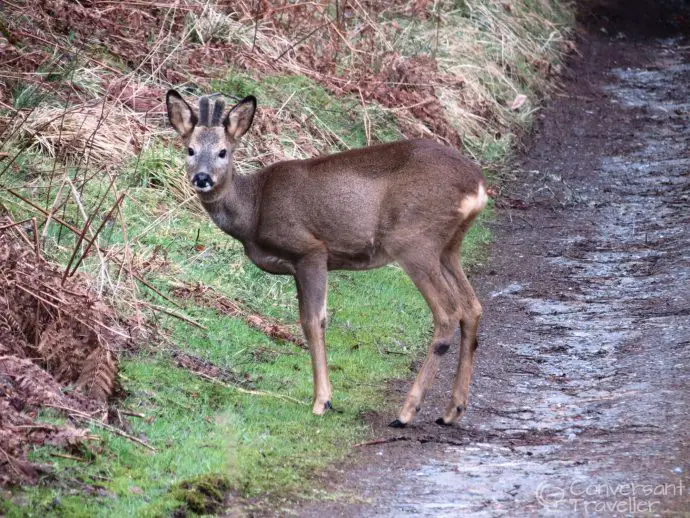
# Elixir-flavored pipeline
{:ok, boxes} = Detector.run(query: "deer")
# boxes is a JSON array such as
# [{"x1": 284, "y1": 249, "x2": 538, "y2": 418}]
[{"x1": 165, "y1": 90, "x2": 487, "y2": 427}]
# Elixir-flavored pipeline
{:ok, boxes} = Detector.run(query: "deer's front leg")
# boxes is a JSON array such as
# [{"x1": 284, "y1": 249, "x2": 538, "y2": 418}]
[{"x1": 295, "y1": 252, "x2": 331, "y2": 415}]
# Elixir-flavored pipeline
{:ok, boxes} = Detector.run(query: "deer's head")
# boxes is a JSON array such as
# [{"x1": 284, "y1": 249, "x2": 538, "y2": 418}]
[{"x1": 166, "y1": 90, "x2": 256, "y2": 194}]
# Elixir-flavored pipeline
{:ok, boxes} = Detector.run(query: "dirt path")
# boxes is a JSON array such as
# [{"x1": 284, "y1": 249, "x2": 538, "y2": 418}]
[{"x1": 287, "y1": 3, "x2": 690, "y2": 517}]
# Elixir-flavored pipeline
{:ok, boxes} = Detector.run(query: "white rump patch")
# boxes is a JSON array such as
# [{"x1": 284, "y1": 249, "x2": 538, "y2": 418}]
[{"x1": 457, "y1": 183, "x2": 488, "y2": 219}]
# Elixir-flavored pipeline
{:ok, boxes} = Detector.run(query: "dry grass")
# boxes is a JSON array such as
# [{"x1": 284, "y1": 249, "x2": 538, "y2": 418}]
[
  {"x1": 10, "y1": 103, "x2": 147, "y2": 167},
  {"x1": 1, "y1": 0, "x2": 573, "y2": 168},
  {"x1": 178, "y1": 0, "x2": 573, "y2": 155},
  {"x1": 429, "y1": 1, "x2": 573, "y2": 155}
]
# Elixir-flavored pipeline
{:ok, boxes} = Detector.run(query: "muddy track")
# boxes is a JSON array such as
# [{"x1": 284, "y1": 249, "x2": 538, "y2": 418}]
[{"x1": 287, "y1": 2, "x2": 690, "y2": 517}]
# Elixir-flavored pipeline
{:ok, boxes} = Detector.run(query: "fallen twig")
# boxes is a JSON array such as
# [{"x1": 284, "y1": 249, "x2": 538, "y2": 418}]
[
  {"x1": 143, "y1": 301, "x2": 208, "y2": 330},
  {"x1": 120, "y1": 410, "x2": 146, "y2": 418},
  {"x1": 79, "y1": 415, "x2": 155, "y2": 452},
  {"x1": 190, "y1": 370, "x2": 305, "y2": 406},
  {"x1": 0, "y1": 218, "x2": 32, "y2": 231},
  {"x1": 45, "y1": 404, "x2": 156, "y2": 452},
  {"x1": 354, "y1": 436, "x2": 411, "y2": 448},
  {"x1": 354, "y1": 434, "x2": 471, "y2": 448},
  {"x1": 383, "y1": 349, "x2": 410, "y2": 356}
]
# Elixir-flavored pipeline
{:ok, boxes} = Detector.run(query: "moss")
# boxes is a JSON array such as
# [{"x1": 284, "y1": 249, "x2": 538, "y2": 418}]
[{"x1": 171, "y1": 474, "x2": 232, "y2": 515}]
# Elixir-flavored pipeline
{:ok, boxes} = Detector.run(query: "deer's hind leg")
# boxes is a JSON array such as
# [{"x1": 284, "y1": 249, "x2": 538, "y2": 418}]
[
  {"x1": 437, "y1": 234, "x2": 482, "y2": 426},
  {"x1": 390, "y1": 250, "x2": 461, "y2": 427}
]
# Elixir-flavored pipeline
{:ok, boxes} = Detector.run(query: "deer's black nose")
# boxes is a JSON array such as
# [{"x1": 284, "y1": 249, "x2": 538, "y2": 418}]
[{"x1": 192, "y1": 172, "x2": 214, "y2": 190}]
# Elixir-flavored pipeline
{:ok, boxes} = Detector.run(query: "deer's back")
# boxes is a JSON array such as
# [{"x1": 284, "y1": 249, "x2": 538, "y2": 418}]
[{"x1": 254, "y1": 139, "x2": 485, "y2": 264}]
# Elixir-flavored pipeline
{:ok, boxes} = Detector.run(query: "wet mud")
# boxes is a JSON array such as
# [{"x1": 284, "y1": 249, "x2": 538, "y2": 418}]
[{"x1": 288, "y1": 2, "x2": 690, "y2": 517}]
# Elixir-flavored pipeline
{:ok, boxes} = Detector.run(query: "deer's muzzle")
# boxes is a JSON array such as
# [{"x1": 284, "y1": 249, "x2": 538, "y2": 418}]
[{"x1": 192, "y1": 172, "x2": 214, "y2": 192}]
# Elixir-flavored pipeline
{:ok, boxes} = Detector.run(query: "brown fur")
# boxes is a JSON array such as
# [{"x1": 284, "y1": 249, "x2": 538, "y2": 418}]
[{"x1": 166, "y1": 90, "x2": 487, "y2": 425}]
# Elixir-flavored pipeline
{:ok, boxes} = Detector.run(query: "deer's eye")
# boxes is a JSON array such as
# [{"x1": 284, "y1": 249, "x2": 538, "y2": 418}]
[
  {"x1": 218, "y1": 149, "x2": 227, "y2": 159},
  {"x1": 187, "y1": 147, "x2": 195, "y2": 157}
]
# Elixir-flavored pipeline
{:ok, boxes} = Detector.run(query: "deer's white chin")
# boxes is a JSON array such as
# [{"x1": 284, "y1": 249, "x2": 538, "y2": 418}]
[{"x1": 194, "y1": 184, "x2": 214, "y2": 193}]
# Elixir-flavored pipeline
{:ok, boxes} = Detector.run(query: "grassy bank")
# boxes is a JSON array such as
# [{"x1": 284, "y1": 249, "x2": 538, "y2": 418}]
[{"x1": 0, "y1": 0, "x2": 572, "y2": 515}]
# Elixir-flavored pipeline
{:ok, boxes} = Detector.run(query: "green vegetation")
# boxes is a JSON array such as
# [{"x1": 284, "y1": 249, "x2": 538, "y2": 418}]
[{"x1": 171, "y1": 475, "x2": 231, "y2": 515}]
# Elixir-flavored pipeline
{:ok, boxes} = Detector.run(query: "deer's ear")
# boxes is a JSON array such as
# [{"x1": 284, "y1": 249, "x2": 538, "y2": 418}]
[
  {"x1": 166, "y1": 90, "x2": 197, "y2": 138},
  {"x1": 224, "y1": 96, "x2": 256, "y2": 142}
]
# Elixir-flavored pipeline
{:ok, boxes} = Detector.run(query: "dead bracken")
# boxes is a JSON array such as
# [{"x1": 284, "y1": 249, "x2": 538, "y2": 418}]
[{"x1": 0, "y1": 217, "x2": 130, "y2": 485}]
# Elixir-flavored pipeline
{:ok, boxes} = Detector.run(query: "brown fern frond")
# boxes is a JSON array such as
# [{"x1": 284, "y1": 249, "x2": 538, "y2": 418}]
[
  {"x1": 3, "y1": 308, "x2": 25, "y2": 338},
  {"x1": 75, "y1": 347, "x2": 118, "y2": 402},
  {"x1": 0, "y1": 216, "x2": 133, "y2": 485},
  {"x1": 47, "y1": 426, "x2": 94, "y2": 449}
]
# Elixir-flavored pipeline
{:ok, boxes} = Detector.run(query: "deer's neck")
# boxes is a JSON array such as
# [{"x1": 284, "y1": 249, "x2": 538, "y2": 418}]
[{"x1": 199, "y1": 169, "x2": 259, "y2": 243}]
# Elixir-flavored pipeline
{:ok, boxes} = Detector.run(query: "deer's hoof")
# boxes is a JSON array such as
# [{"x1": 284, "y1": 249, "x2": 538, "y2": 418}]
[
  {"x1": 435, "y1": 417, "x2": 453, "y2": 426},
  {"x1": 388, "y1": 419, "x2": 407, "y2": 428},
  {"x1": 439, "y1": 403, "x2": 466, "y2": 425},
  {"x1": 312, "y1": 400, "x2": 333, "y2": 415}
]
